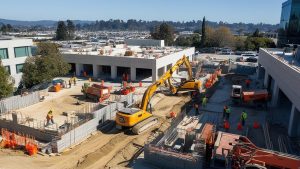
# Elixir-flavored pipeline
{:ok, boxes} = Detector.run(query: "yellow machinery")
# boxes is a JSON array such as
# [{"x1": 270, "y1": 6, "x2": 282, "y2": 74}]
[{"x1": 116, "y1": 55, "x2": 201, "y2": 134}]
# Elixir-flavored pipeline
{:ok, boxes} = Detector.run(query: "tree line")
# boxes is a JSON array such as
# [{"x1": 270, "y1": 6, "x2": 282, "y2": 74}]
[
  {"x1": 73, "y1": 19, "x2": 278, "y2": 33},
  {"x1": 151, "y1": 17, "x2": 276, "y2": 51}
]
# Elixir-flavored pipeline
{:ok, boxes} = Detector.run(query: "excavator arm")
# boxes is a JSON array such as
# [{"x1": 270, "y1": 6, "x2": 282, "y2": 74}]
[
  {"x1": 141, "y1": 55, "x2": 196, "y2": 110},
  {"x1": 116, "y1": 55, "x2": 200, "y2": 134}
]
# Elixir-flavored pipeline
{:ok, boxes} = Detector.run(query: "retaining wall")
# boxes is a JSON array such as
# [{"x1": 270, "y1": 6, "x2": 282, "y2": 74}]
[
  {"x1": 229, "y1": 63, "x2": 257, "y2": 75},
  {"x1": 0, "y1": 119, "x2": 57, "y2": 142},
  {"x1": 144, "y1": 145, "x2": 204, "y2": 169},
  {"x1": 0, "y1": 92, "x2": 40, "y2": 114},
  {"x1": 52, "y1": 93, "x2": 135, "y2": 153}
]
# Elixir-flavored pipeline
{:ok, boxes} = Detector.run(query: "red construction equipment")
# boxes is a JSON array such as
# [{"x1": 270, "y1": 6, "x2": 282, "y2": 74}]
[
  {"x1": 231, "y1": 85, "x2": 269, "y2": 105},
  {"x1": 120, "y1": 82, "x2": 135, "y2": 95},
  {"x1": 230, "y1": 136, "x2": 300, "y2": 169},
  {"x1": 82, "y1": 83, "x2": 111, "y2": 102}
]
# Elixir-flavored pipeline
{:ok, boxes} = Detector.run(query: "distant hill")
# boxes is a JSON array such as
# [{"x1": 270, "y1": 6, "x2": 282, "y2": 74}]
[
  {"x1": 0, "y1": 18, "x2": 280, "y2": 33},
  {"x1": 0, "y1": 18, "x2": 93, "y2": 27}
]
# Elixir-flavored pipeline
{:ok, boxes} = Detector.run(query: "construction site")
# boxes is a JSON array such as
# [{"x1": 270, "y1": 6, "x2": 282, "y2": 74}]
[{"x1": 0, "y1": 50, "x2": 300, "y2": 169}]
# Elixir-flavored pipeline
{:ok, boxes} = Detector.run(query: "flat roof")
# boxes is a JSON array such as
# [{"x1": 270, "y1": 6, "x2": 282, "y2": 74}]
[
  {"x1": 264, "y1": 48, "x2": 300, "y2": 72},
  {"x1": 60, "y1": 44, "x2": 185, "y2": 59}
]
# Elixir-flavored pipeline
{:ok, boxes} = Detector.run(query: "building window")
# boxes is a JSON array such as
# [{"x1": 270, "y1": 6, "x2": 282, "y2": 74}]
[
  {"x1": 4, "y1": 66, "x2": 10, "y2": 75},
  {"x1": 0, "y1": 48, "x2": 8, "y2": 59},
  {"x1": 16, "y1": 64, "x2": 24, "y2": 74},
  {"x1": 14, "y1": 46, "x2": 31, "y2": 58}
]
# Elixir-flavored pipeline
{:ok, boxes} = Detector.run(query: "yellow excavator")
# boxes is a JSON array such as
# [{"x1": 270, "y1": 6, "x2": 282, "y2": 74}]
[{"x1": 115, "y1": 55, "x2": 201, "y2": 134}]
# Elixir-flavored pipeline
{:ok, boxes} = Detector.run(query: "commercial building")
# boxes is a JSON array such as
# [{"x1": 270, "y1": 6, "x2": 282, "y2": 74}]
[
  {"x1": 61, "y1": 40, "x2": 195, "y2": 82},
  {"x1": 0, "y1": 38, "x2": 33, "y2": 87},
  {"x1": 257, "y1": 48, "x2": 300, "y2": 137},
  {"x1": 278, "y1": 0, "x2": 300, "y2": 46}
]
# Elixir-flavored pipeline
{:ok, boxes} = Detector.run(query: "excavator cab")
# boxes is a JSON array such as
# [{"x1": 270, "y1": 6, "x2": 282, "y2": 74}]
[{"x1": 177, "y1": 79, "x2": 201, "y2": 93}]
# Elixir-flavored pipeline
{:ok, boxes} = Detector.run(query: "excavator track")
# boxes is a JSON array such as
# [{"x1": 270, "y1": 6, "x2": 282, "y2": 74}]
[{"x1": 132, "y1": 116, "x2": 158, "y2": 135}]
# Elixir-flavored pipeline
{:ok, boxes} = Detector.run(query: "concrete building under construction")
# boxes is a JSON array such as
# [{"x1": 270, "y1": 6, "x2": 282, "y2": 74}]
[{"x1": 60, "y1": 39, "x2": 195, "y2": 82}]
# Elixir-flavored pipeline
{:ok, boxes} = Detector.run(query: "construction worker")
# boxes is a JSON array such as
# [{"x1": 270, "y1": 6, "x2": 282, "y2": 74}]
[
  {"x1": 69, "y1": 79, "x2": 72, "y2": 88},
  {"x1": 46, "y1": 110, "x2": 54, "y2": 126},
  {"x1": 225, "y1": 106, "x2": 231, "y2": 120},
  {"x1": 202, "y1": 95, "x2": 208, "y2": 108},
  {"x1": 73, "y1": 76, "x2": 77, "y2": 86},
  {"x1": 223, "y1": 105, "x2": 227, "y2": 120},
  {"x1": 194, "y1": 103, "x2": 199, "y2": 115},
  {"x1": 241, "y1": 110, "x2": 247, "y2": 126}
]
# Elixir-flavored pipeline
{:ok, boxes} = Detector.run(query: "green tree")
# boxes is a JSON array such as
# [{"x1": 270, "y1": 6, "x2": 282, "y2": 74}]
[
  {"x1": 22, "y1": 42, "x2": 71, "y2": 88},
  {"x1": 56, "y1": 21, "x2": 68, "y2": 40},
  {"x1": 244, "y1": 37, "x2": 276, "y2": 51},
  {"x1": 212, "y1": 26, "x2": 235, "y2": 47},
  {"x1": 0, "y1": 60, "x2": 13, "y2": 99},
  {"x1": 6, "y1": 24, "x2": 13, "y2": 32},
  {"x1": 234, "y1": 36, "x2": 246, "y2": 51},
  {"x1": 200, "y1": 17, "x2": 206, "y2": 47},
  {"x1": 67, "y1": 20, "x2": 75, "y2": 40},
  {"x1": 252, "y1": 28, "x2": 261, "y2": 37},
  {"x1": 175, "y1": 34, "x2": 200, "y2": 47},
  {"x1": 151, "y1": 23, "x2": 175, "y2": 46},
  {"x1": 1, "y1": 25, "x2": 8, "y2": 33}
]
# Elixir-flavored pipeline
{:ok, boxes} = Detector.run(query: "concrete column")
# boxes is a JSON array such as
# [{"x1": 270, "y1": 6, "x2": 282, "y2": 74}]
[
  {"x1": 271, "y1": 82, "x2": 279, "y2": 107},
  {"x1": 111, "y1": 65, "x2": 117, "y2": 79},
  {"x1": 263, "y1": 71, "x2": 269, "y2": 88},
  {"x1": 288, "y1": 105, "x2": 300, "y2": 137},
  {"x1": 257, "y1": 64, "x2": 265, "y2": 80},
  {"x1": 152, "y1": 68, "x2": 157, "y2": 82},
  {"x1": 130, "y1": 67, "x2": 136, "y2": 81},
  {"x1": 76, "y1": 63, "x2": 83, "y2": 76},
  {"x1": 93, "y1": 64, "x2": 99, "y2": 78}
]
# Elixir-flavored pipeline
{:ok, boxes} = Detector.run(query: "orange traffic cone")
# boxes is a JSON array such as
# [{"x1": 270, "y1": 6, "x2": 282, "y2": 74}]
[
  {"x1": 170, "y1": 112, "x2": 177, "y2": 118},
  {"x1": 237, "y1": 122, "x2": 243, "y2": 130},
  {"x1": 253, "y1": 121, "x2": 260, "y2": 129},
  {"x1": 224, "y1": 121, "x2": 230, "y2": 129}
]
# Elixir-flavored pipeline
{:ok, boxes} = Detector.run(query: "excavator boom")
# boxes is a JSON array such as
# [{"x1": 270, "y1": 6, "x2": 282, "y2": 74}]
[{"x1": 116, "y1": 55, "x2": 201, "y2": 134}]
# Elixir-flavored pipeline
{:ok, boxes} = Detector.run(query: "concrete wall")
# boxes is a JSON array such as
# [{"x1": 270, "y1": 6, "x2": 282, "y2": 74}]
[
  {"x1": 259, "y1": 48, "x2": 300, "y2": 110},
  {"x1": 125, "y1": 39, "x2": 164, "y2": 47},
  {"x1": 155, "y1": 47, "x2": 195, "y2": 81},
  {"x1": 62, "y1": 47, "x2": 195, "y2": 82},
  {"x1": 53, "y1": 93, "x2": 135, "y2": 153},
  {"x1": 63, "y1": 54, "x2": 156, "y2": 81},
  {"x1": 0, "y1": 119, "x2": 56, "y2": 142},
  {"x1": 0, "y1": 91, "x2": 40, "y2": 114},
  {"x1": 0, "y1": 39, "x2": 33, "y2": 87},
  {"x1": 259, "y1": 48, "x2": 300, "y2": 137},
  {"x1": 144, "y1": 145, "x2": 204, "y2": 169}
]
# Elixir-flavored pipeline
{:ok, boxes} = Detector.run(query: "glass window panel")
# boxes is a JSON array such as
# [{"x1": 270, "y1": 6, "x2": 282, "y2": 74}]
[
  {"x1": 16, "y1": 64, "x2": 24, "y2": 73},
  {"x1": 15, "y1": 47, "x2": 29, "y2": 58},
  {"x1": 0, "y1": 48, "x2": 8, "y2": 59}
]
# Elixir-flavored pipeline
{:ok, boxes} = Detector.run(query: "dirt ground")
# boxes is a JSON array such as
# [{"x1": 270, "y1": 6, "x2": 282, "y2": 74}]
[
  {"x1": 0, "y1": 92, "x2": 190, "y2": 169},
  {"x1": 15, "y1": 79, "x2": 151, "y2": 129}
]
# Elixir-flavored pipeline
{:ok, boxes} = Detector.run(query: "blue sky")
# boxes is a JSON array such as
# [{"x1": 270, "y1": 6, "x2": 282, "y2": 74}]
[{"x1": 0, "y1": 0, "x2": 285, "y2": 24}]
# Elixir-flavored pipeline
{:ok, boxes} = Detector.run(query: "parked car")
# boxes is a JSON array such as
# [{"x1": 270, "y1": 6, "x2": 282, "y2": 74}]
[{"x1": 245, "y1": 57, "x2": 257, "y2": 63}]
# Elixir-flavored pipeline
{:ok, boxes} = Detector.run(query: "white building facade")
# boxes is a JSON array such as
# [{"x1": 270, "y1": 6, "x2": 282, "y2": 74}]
[
  {"x1": 0, "y1": 38, "x2": 33, "y2": 87},
  {"x1": 257, "y1": 48, "x2": 300, "y2": 137},
  {"x1": 62, "y1": 47, "x2": 195, "y2": 82}
]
